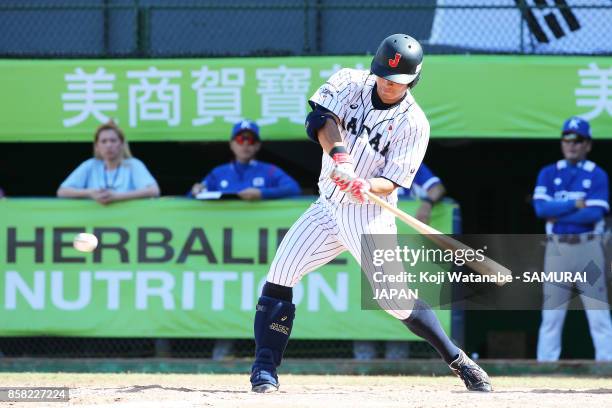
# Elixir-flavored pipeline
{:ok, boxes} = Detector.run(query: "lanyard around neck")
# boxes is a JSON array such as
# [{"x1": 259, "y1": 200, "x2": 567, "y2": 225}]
[{"x1": 103, "y1": 165, "x2": 121, "y2": 190}]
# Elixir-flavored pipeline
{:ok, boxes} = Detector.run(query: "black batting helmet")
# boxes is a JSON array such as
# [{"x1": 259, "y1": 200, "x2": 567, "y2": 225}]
[{"x1": 370, "y1": 34, "x2": 423, "y2": 88}]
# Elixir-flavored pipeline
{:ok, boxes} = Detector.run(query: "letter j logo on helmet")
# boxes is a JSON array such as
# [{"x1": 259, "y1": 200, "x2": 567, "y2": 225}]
[{"x1": 388, "y1": 53, "x2": 401, "y2": 68}]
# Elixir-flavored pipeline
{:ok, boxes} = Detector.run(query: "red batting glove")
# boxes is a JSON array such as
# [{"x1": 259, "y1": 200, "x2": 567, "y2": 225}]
[
  {"x1": 346, "y1": 178, "x2": 370, "y2": 204},
  {"x1": 330, "y1": 152, "x2": 356, "y2": 192}
]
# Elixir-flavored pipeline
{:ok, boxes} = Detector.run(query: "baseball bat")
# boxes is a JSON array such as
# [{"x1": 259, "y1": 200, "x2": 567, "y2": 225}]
[{"x1": 364, "y1": 191, "x2": 512, "y2": 286}]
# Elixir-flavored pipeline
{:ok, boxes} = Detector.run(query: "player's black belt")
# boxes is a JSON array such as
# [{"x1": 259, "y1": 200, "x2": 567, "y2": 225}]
[{"x1": 547, "y1": 234, "x2": 596, "y2": 245}]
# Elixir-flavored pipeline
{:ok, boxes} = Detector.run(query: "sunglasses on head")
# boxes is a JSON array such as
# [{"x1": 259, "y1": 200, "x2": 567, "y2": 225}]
[{"x1": 234, "y1": 134, "x2": 258, "y2": 145}]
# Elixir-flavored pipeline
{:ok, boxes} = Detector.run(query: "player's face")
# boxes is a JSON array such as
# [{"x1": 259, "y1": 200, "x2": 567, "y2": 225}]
[
  {"x1": 375, "y1": 77, "x2": 408, "y2": 104},
  {"x1": 230, "y1": 131, "x2": 261, "y2": 163},
  {"x1": 95, "y1": 129, "x2": 124, "y2": 162},
  {"x1": 561, "y1": 136, "x2": 591, "y2": 163}
]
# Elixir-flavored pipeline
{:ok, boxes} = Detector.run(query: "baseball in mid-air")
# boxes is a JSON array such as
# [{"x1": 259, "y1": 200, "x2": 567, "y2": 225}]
[{"x1": 73, "y1": 233, "x2": 98, "y2": 252}]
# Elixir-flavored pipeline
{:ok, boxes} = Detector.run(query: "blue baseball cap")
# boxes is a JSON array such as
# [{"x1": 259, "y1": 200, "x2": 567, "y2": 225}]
[
  {"x1": 561, "y1": 116, "x2": 591, "y2": 140},
  {"x1": 231, "y1": 120, "x2": 260, "y2": 141}
]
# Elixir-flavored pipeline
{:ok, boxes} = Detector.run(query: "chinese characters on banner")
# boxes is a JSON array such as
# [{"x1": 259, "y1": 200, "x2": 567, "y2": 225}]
[
  {"x1": 60, "y1": 64, "x2": 369, "y2": 128},
  {"x1": 61, "y1": 68, "x2": 118, "y2": 127},
  {"x1": 61, "y1": 62, "x2": 611, "y2": 130},
  {"x1": 575, "y1": 63, "x2": 612, "y2": 120}
]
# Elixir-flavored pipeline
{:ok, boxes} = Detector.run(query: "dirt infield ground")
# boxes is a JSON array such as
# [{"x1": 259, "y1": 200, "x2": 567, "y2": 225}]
[{"x1": 1, "y1": 373, "x2": 611, "y2": 407}]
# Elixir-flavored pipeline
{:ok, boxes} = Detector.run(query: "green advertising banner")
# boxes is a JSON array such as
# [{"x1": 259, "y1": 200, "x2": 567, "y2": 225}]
[
  {"x1": 0, "y1": 198, "x2": 453, "y2": 339},
  {"x1": 1, "y1": 56, "x2": 610, "y2": 142}
]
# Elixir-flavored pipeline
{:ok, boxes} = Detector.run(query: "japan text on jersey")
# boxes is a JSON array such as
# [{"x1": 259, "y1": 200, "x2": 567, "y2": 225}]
[{"x1": 310, "y1": 68, "x2": 430, "y2": 205}]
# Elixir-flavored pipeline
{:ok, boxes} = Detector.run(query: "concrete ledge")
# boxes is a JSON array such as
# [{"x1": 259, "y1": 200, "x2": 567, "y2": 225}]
[{"x1": 0, "y1": 358, "x2": 611, "y2": 376}]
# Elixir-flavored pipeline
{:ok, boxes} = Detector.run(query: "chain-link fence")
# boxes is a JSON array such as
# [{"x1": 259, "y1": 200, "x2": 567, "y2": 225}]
[
  {"x1": 0, "y1": 337, "x2": 439, "y2": 360},
  {"x1": 0, "y1": 1, "x2": 610, "y2": 58}
]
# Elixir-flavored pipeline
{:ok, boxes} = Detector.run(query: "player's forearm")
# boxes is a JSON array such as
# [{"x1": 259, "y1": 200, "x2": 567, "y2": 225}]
[
  {"x1": 555, "y1": 206, "x2": 604, "y2": 224},
  {"x1": 317, "y1": 117, "x2": 344, "y2": 154},
  {"x1": 57, "y1": 187, "x2": 93, "y2": 198},
  {"x1": 261, "y1": 181, "x2": 301, "y2": 199},
  {"x1": 367, "y1": 178, "x2": 397, "y2": 196},
  {"x1": 426, "y1": 183, "x2": 446, "y2": 203},
  {"x1": 115, "y1": 185, "x2": 161, "y2": 201},
  {"x1": 533, "y1": 200, "x2": 578, "y2": 218}
]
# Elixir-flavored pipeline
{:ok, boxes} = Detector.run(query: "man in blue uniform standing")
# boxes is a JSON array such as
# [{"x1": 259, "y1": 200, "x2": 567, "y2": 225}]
[
  {"x1": 190, "y1": 120, "x2": 301, "y2": 200},
  {"x1": 532, "y1": 116, "x2": 612, "y2": 362}
]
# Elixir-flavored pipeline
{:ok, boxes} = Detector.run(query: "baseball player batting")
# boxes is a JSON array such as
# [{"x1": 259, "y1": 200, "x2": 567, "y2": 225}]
[{"x1": 249, "y1": 34, "x2": 491, "y2": 393}]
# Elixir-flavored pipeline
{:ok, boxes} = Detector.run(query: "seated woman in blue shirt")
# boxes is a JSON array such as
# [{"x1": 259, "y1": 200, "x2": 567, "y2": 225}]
[
  {"x1": 57, "y1": 121, "x2": 160, "y2": 205},
  {"x1": 190, "y1": 120, "x2": 301, "y2": 201}
]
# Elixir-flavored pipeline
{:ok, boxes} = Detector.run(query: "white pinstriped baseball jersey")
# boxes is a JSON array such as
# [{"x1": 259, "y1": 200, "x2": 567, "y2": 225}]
[
  {"x1": 310, "y1": 68, "x2": 430, "y2": 205},
  {"x1": 268, "y1": 197, "x2": 414, "y2": 319},
  {"x1": 265, "y1": 69, "x2": 432, "y2": 320}
]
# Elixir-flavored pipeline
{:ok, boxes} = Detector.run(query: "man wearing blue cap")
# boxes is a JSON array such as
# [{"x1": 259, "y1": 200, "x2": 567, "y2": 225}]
[
  {"x1": 190, "y1": 120, "x2": 301, "y2": 201},
  {"x1": 533, "y1": 116, "x2": 612, "y2": 361}
]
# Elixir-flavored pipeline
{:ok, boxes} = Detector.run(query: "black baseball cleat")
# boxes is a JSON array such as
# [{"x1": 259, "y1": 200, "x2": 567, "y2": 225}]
[
  {"x1": 449, "y1": 350, "x2": 492, "y2": 392},
  {"x1": 251, "y1": 368, "x2": 279, "y2": 393},
  {"x1": 251, "y1": 382, "x2": 279, "y2": 393}
]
